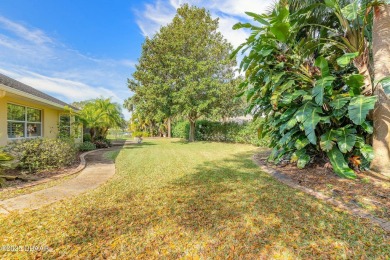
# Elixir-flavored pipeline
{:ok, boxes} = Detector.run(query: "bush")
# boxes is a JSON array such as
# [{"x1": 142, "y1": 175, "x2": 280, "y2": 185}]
[
  {"x1": 4, "y1": 139, "x2": 77, "y2": 173},
  {"x1": 171, "y1": 121, "x2": 190, "y2": 139},
  {"x1": 83, "y1": 133, "x2": 92, "y2": 142},
  {"x1": 132, "y1": 131, "x2": 150, "y2": 138},
  {"x1": 93, "y1": 140, "x2": 109, "y2": 149},
  {"x1": 79, "y1": 141, "x2": 96, "y2": 151},
  {"x1": 172, "y1": 119, "x2": 268, "y2": 146}
]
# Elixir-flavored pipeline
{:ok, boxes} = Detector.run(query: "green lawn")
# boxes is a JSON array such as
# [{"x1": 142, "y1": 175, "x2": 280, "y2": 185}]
[{"x1": 0, "y1": 139, "x2": 388, "y2": 258}]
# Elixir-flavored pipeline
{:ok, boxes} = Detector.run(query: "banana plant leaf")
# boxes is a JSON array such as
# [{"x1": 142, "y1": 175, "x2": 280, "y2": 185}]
[
  {"x1": 348, "y1": 95, "x2": 377, "y2": 125},
  {"x1": 327, "y1": 147, "x2": 357, "y2": 179},
  {"x1": 341, "y1": 1, "x2": 360, "y2": 21},
  {"x1": 336, "y1": 127, "x2": 356, "y2": 153},
  {"x1": 337, "y1": 52, "x2": 359, "y2": 67}
]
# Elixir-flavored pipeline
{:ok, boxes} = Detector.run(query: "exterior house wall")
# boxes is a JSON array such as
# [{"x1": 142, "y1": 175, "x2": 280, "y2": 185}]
[{"x1": 0, "y1": 95, "x2": 62, "y2": 146}]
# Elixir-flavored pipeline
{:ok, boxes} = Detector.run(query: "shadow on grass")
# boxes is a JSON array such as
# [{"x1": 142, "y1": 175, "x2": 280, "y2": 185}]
[
  {"x1": 121, "y1": 142, "x2": 157, "y2": 150},
  {"x1": 64, "y1": 150, "x2": 389, "y2": 257}
]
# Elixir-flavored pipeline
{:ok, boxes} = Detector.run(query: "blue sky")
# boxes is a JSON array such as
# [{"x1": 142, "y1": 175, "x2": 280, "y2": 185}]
[{"x1": 0, "y1": 0, "x2": 272, "y2": 119}]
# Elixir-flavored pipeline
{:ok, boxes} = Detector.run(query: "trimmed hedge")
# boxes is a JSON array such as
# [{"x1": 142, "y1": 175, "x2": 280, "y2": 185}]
[{"x1": 172, "y1": 119, "x2": 268, "y2": 146}]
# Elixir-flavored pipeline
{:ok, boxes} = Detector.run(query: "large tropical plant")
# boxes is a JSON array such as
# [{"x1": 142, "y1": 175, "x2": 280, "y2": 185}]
[
  {"x1": 233, "y1": 1, "x2": 377, "y2": 178},
  {"x1": 78, "y1": 98, "x2": 124, "y2": 141}
]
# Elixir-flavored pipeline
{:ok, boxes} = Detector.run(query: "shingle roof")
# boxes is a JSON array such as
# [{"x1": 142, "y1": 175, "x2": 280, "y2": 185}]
[{"x1": 0, "y1": 73, "x2": 78, "y2": 110}]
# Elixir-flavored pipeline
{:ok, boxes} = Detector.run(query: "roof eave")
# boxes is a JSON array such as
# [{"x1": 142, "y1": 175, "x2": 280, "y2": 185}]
[{"x1": 0, "y1": 84, "x2": 79, "y2": 112}]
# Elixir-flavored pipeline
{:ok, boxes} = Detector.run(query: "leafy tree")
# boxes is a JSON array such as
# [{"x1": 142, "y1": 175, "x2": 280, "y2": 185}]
[
  {"x1": 128, "y1": 4, "x2": 237, "y2": 141},
  {"x1": 233, "y1": 1, "x2": 379, "y2": 178}
]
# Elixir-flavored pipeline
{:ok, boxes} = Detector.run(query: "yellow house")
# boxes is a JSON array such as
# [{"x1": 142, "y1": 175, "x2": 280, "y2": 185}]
[{"x1": 0, "y1": 73, "x2": 82, "y2": 147}]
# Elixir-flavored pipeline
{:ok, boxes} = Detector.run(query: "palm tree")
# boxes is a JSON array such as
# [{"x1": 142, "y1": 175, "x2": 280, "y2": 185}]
[{"x1": 78, "y1": 98, "x2": 124, "y2": 141}]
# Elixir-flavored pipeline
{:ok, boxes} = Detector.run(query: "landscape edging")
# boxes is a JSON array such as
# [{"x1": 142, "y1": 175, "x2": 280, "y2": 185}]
[
  {"x1": 0, "y1": 148, "x2": 106, "y2": 193},
  {"x1": 252, "y1": 156, "x2": 390, "y2": 233}
]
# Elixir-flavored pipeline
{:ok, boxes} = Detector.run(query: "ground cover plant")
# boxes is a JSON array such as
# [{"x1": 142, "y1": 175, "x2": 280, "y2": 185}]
[{"x1": 0, "y1": 140, "x2": 388, "y2": 258}]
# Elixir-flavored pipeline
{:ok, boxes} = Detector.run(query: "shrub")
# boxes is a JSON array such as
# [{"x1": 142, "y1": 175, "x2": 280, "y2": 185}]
[
  {"x1": 132, "y1": 131, "x2": 150, "y2": 138},
  {"x1": 83, "y1": 133, "x2": 92, "y2": 142},
  {"x1": 172, "y1": 119, "x2": 268, "y2": 146},
  {"x1": 78, "y1": 141, "x2": 96, "y2": 151},
  {"x1": 93, "y1": 140, "x2": 109, "y2": 149},
  {"x1": 172, "y1": 121, "x2": 190, "y2": 139},
  {"x1": 4, "y1": 138, "x2": 78, "y2": 173}
]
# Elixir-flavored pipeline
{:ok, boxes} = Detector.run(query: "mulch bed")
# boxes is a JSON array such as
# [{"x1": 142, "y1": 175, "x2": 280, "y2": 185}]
[
  {"x1": 0, "y1": 153, "x2": 81, "y2": 190},
  {"x1": 253, "y1": 150, "x2": 390, "y2": 222}
]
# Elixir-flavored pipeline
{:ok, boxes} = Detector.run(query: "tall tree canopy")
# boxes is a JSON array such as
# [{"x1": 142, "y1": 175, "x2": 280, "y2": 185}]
[
  {"x1": 233, "y1": 0, "x2": 389, "y2": 178},
  {"x1": 127, "y1": 4, "x2": 239, "y2": 141}
]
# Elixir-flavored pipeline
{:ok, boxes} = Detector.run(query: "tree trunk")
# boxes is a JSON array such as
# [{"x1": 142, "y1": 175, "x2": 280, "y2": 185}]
[
  {"x1": 371, "y1": 5, "x2": 390, "y2": 177},
  {"x1": 167, "y1": 117, "x2": 172, "y2": 138},
  {"x1": 189, "y1": 120, "x2": 196, "y2": 142},
  {"x1": 89, "y1": 128, "x2": 95, "y2": 141},
  {"x1": 353, "y1": 49, "x2": 373, "y2": 95}
]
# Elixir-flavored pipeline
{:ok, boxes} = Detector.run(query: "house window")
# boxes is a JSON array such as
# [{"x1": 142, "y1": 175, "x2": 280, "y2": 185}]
[
  {"x1": 59, "y1": 114, "x2": 71, "y2": 137},
  {"x1": 7, "y1": 104, "x2": 42, "y2": 138}
]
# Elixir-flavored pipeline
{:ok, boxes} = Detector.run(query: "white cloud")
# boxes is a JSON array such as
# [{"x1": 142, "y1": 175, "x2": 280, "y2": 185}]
[
  {"x1": 0, "y1": 17, "x2": 135, "y2": 119},
  {"x1": 0, "y1": 16, "x2": 53, "y2": 45},
  {"x1": 135, "y1": 0, "x2": 274, "y2": 47}
]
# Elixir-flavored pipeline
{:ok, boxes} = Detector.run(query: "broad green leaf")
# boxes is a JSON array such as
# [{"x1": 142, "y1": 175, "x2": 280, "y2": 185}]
[
  {"x1": 280, "y1": 107, "x2": 298, "y2": 122},
  {"x1": 295, "y1": 137, "x2": 310, "y2": 150},
  {"x1": 337, "y1": 52, "x2": 359, "y2": 67},
  {"x1": 355, "y1": 136, "x2": 365, "y2": 148},
  {"x1": 245, "y1": 12, "x2": 270, "y2": 26},
  {"x1": 348, "y1": 95, "x2": 377, "y2": 125},
  {"x1": 332, "y1": 104, "x2": 348, "y2": 118},
  {"x1": 361, "y1": 121, "x2": 373, "y2": 134},
  {"x1": 324, "y1": 0, "x2": 337, "y2": 8},
  {"x1": 346, "y1": 74, "x2": 364, "y2": 96},
  {"x1": 327, "y1": 147, "x2": 357, "y2": 179},
  {"x1": 315, "y1": 56, "x2": 330, "y2": 77},
  {"x1": 320, "y1": 130, "x2": 337, "y2": 152},
  {"x1": 281, "y1": 90, "x2": 307, "y2": 105},
  {"x1": 341, "y1": 1, "x2": 359, "y2": 21},
  {"x1": 295, "y1": 102, "x2": 313, "y2": 123},
  {"x1": 259, "y1": 46, "x2": 274, "y2": 56},
  {"x1": 286, "y1": 118, "x2": 297, "y2": 130},
  {"x1": 360, "y1": 144, "x2": 374, "y2": 161},
  {"x1": 312, "y1": 76, "x2": 335, "y2": 105},
  {"x1": 336, "y1": 127, "x2": 356, "y2": 153},
  {"x1": 302, "y1": 107, "x2": 322, "y2": 144},
  {"x1": 291, "y1": 149, "x2": 310, "y2": 169},
  {"x1": 232, "y1": 22, "x2": 256, "y2": 30},
  {"x1": 271, "y1": 23, "x2": 290, "y2": 43},
  {"x1": 279, "y1": 129, "x2": 298, "y2": 145},
  {"x1": 329, "y1": 96, "x2": 350, "y2": 109},
  {"x1": 312, "y1": 85, "x2": 325, "y2": 106}
]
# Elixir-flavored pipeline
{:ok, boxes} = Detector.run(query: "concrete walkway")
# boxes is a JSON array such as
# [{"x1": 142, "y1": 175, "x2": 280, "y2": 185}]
[{"x1": 0, "y1": 147, "x2": 119, "y2": 215}]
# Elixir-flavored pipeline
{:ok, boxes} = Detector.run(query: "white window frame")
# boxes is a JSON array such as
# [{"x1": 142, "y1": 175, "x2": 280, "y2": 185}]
[
  {"x1": 59, "y1": 114, "x2": 71, "y2": 137},
  {"x1": 7, "y1": 103, "x2": 43, "y2": 140}
]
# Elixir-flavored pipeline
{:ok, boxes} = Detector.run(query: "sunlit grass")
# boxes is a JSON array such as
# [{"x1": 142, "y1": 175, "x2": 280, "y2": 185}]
[{"x1": 0, "y1": 139, "x2": 388, "y2": 258}]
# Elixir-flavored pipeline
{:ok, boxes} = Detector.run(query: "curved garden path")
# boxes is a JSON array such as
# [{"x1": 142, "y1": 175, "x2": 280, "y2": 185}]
[{"x1": 0, "y1": 145, "x2": 121, "y2": 215}]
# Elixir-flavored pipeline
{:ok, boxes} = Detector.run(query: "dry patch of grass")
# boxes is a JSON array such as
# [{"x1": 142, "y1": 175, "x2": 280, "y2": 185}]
[{"x1": 0, "y1": 139, "x2": 388, "y2": 259}]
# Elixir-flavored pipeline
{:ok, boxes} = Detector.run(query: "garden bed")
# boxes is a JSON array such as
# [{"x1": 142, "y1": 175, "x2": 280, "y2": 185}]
[
  {"x1": 253, "y1": 150, "x2": 390, "y2": 222},
  {"x1": 0, "y1": 153, "x2": 81, "y2": 190}
]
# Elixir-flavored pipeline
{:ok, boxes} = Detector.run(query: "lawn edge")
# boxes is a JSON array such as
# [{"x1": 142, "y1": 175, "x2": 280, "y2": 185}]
[{"x1": 252, "y1": 156, "x2": 390, "y2": 233}]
